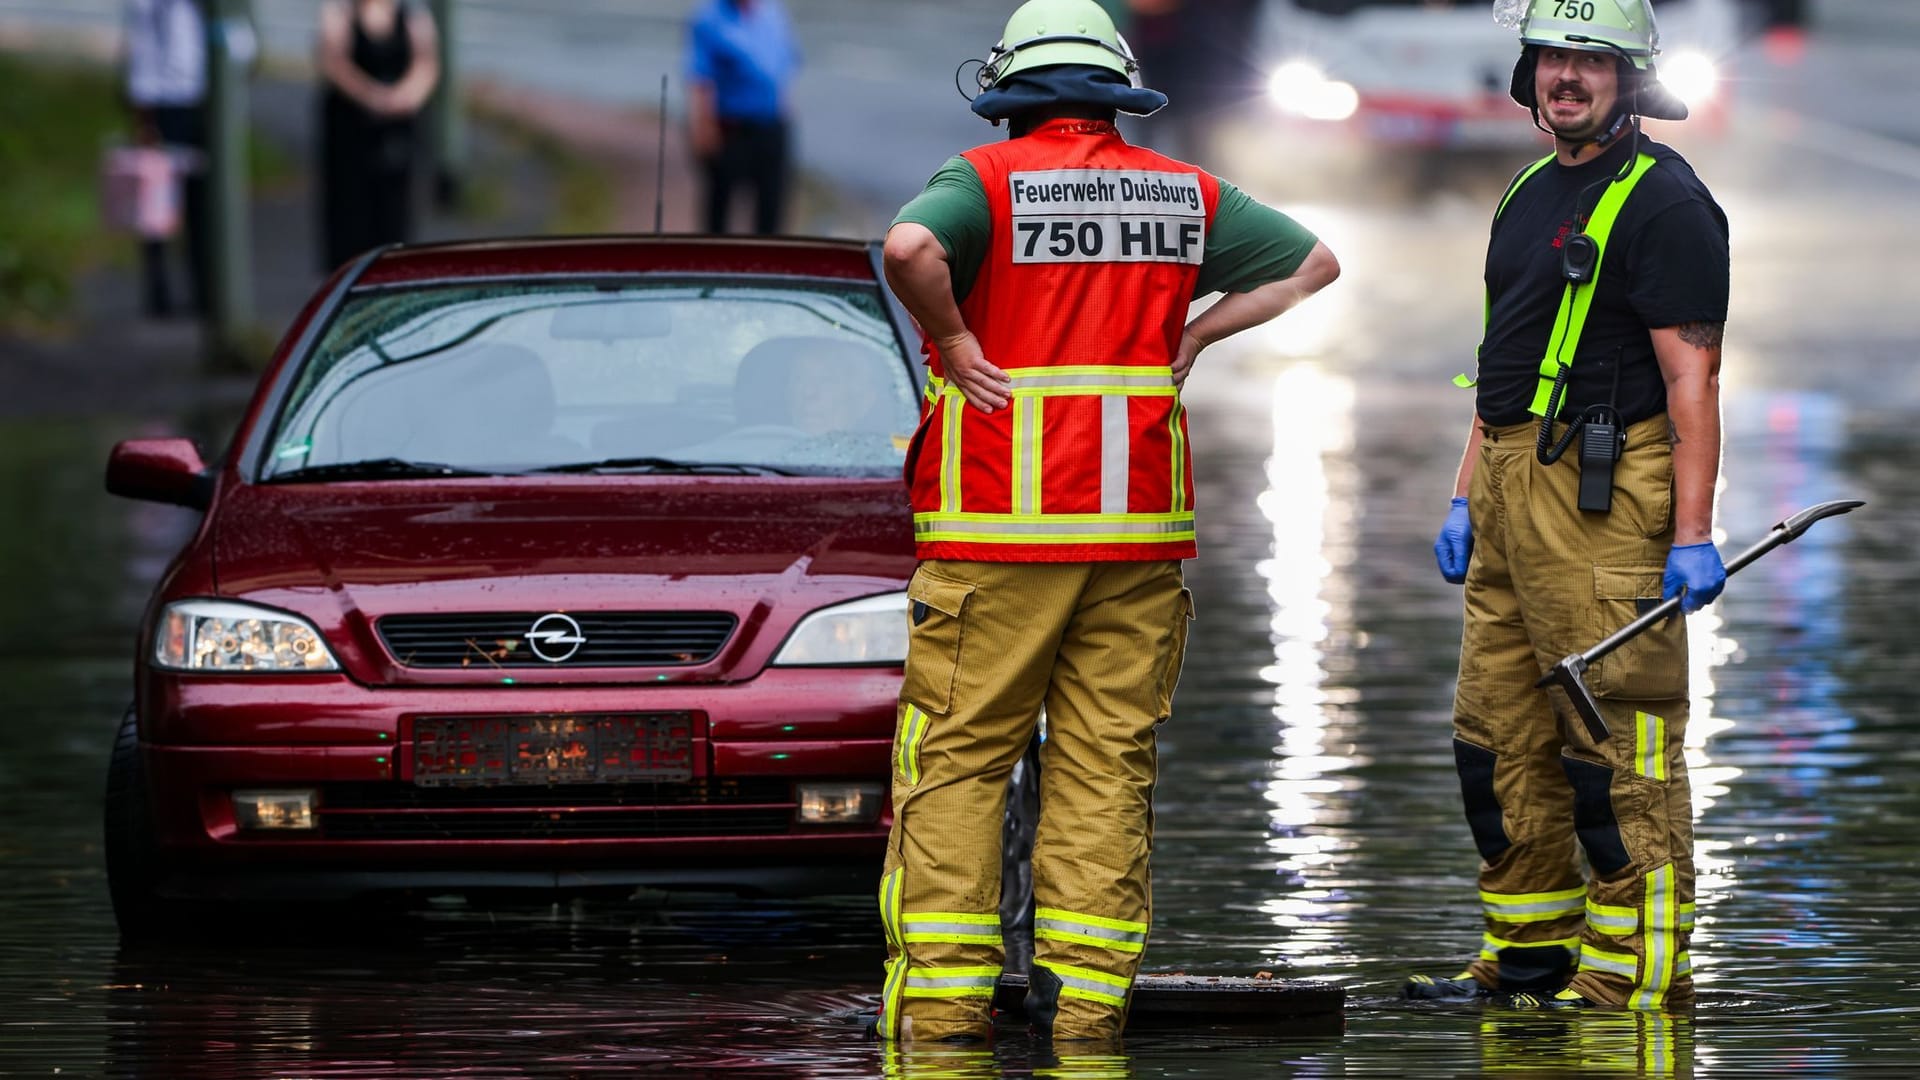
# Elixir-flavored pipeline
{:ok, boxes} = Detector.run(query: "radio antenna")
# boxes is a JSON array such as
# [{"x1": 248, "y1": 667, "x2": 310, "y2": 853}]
[{"x1": 654, "y1": 75, "x2": 669, "y2": 234}]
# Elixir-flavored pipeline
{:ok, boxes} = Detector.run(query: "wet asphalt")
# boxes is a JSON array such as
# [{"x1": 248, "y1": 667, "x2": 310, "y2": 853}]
[{"x1": 3, "y1": 2, "x2": 1920, "y2": 1077}]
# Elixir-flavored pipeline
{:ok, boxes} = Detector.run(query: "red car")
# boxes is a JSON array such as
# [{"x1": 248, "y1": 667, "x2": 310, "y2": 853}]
[{"x1": 103, "y1": 237, "x2": 923, "y2": 938}]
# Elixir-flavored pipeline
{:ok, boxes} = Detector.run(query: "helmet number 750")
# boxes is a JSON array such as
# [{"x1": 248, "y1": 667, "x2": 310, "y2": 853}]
[{"x1": 1552, "y1": 0, "x2": 1598, "y2": 19}]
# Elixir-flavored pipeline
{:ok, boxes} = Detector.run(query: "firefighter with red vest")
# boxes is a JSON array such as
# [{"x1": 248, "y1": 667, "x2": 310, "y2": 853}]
[{"x1": 874, "y1": 0, "x2": 1339, "y2": 1043}]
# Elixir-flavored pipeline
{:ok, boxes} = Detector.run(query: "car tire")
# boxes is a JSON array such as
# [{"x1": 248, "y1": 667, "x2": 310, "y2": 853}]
[{"x1": 103, "y1": 707, "x2": 187, "y2": 942}]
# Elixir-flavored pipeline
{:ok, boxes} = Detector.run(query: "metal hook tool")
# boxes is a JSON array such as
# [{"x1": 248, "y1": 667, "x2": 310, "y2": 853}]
[{"x1": 1536, "y1": 498, "x2": 1867, "y2": 742}]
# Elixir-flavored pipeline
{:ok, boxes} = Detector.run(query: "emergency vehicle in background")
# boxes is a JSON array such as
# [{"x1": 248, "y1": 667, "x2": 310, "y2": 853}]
[{"x1": 1255, "y1": 0, "x2": 1742, "y2": 148}]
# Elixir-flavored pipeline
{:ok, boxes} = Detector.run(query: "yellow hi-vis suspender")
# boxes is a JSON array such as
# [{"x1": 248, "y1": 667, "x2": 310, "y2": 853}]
[{"x1": 1453, "y1": 152, "x2": 1660, "y2": 415}]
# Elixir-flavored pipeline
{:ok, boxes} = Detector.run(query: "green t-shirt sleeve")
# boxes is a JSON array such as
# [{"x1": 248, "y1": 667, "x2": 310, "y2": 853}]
[
  {"x1": 1193, "y1": 180, "x2": 1320, "y2": 298},
  {"x1": 891, "y1": 156, "x2": 991, "y2": 305}
]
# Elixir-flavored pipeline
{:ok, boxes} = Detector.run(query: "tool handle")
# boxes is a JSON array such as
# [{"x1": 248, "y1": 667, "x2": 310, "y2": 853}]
[{"x1": 1580, "y1": 498, "x2": 1865, "y2": 666}]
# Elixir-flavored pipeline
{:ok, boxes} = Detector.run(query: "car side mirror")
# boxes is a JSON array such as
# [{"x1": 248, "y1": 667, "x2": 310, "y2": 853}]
[{"x1": 106, "y1": 438, "x2": 212, "y2": 510}]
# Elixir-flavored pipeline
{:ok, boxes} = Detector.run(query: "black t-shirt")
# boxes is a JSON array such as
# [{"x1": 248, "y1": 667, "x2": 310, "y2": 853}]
[{"x1": 1475, "y1": 137, "x2": 1729, "y2": 427}]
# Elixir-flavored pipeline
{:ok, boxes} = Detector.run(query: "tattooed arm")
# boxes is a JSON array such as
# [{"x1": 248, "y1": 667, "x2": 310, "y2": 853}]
[{"x1": 1652, "y1": 321, "x2": 1724, "y2": 545}]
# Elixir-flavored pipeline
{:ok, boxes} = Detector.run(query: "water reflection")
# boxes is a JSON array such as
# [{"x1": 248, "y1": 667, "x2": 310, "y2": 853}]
[
  {"x1": 1254, "y1": 365, "x2": 1362, "y2": 970},
  {"x1": 1478, "y1": 1012, "x2": 1693, "y2": 1076}
]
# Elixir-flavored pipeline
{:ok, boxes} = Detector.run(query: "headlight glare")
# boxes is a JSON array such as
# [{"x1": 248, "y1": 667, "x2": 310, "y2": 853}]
[
  {"x1": 772, "y1": 591, "x2": 908, "y2": 666},
  {"x1": 153, "y1": 600, "x2": 340, "y2": 672}
]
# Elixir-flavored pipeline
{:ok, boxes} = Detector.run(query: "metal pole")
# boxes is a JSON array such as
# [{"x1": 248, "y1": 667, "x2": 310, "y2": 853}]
[
  {"x1": 428, "y1": 0, "x2": 465, "y2": 207},
  {"x1": 203, "y1": 0, "x2": 253, "y2": 369}
]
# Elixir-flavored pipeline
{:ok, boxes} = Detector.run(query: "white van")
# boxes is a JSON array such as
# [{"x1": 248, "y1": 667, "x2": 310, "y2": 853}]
[{"x1": 1254, "y1": 0, "x2": 1743, "y2": 147}]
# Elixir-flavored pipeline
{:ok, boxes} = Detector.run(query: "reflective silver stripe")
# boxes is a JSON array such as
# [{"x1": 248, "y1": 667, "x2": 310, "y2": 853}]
[
  {"x1": 1008, "y1": 371, "x2": 1174, "y2": 390},
  {"x1": 1579, "y1": 947, "x2": 1639, "y2": 978},
  {"x1": 914, "y1": 516, "x2": 1191, "y2": 538},
  {"x1": 1101, "y1": 396, "x2": 1130, "y2": 516},
  {"x1": 1637, "y1": 711, "x2": 1666, "y2": 781},
  {"x1": 940, "y1": 396, "x2": 962, "y2": 513},
  {"x1": 1586, "y1": 902, "x2": 1638, "y2": 936},
  {"x1": 1014, "y1": 396, "x2": 1037, "y2": 515},
  {"x1": 901, "y1": 920, "x2": 1003, "y2": 939},
  {"x1": 1675, "y1": 952, "x2": 1692, "y2": 977},
  {"x1": 1038, "y1": 961, "x2": 1131, "y2": 1006},
  {"x1": 1034, "y1": 916, "x2": 1148, "y2": 948}
]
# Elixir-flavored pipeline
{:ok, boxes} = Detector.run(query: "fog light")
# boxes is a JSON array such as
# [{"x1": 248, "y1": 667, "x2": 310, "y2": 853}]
[
  {"x1": 233, "y1": 789, "x2": 317, "y2": 831},
  {"x1": 796, "y1": 783, "x2": 882, "y2": 825}
]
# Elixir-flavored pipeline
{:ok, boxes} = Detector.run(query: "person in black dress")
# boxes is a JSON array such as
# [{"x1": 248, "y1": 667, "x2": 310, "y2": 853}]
[{"x1": 317, "y1": 0, "x2": 440, "y2": 270}]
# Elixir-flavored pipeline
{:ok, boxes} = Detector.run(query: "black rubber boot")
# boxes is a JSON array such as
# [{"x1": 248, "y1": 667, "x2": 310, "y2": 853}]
[{"x1": 1024, "y1": 966, "x2": 1064, "y2": 1036}]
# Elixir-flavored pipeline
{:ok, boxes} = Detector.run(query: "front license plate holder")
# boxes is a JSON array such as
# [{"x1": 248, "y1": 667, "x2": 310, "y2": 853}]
[{"x1": 413, "y1": 713, "x2": 695, "y2": 787}]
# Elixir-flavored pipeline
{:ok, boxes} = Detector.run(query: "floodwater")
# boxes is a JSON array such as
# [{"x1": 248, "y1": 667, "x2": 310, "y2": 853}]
[{"x1": 6, "y1": 17, "x2": 1920, "y2": 1080}]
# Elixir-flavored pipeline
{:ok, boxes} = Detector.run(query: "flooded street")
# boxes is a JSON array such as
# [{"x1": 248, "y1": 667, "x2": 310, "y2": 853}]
[{"x1": 5, "y1": 4, "x2": 1920, "y2": 1078}]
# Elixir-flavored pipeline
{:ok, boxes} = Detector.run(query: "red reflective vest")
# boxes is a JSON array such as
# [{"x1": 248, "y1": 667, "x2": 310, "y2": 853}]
[{"x1": 906, "y1": 119, "x2": 1220, "y2": 563}]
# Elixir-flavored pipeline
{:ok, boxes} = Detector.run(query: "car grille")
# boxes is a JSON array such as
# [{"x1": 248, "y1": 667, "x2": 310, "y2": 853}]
[
  {"x1": 376, "y1": 612, "x2": 737, "y2": 669},
  {"x1": 318, "y1": 780, "x2": 797, "y2": 841}
]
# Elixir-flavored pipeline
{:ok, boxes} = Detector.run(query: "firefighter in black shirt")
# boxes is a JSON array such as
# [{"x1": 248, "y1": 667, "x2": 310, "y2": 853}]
[{"x1": 1408, "y1": 0, "x2": 1729, "y2": 1011}]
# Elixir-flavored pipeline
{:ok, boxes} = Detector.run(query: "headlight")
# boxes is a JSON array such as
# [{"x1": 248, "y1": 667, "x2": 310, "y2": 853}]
[
  {"x1": 153, "y1": 599, "x2": 340, "y2": 672},
  {"x1": 1660, "y1": 51, "x2": 1719, "y2": 108},
  {"x1": 771, "y1": 591, "x2": 908, "y2": 667},
  {"x1": 1267, "y1": 61, "x2": 1360, "y2": 122}
]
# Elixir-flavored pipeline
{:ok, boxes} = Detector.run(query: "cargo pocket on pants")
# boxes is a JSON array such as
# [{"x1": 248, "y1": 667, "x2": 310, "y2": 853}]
[
  {"x1": 1586, "y1": 566, "x2": 1688, "y2": 701},
  {"x1": 901, "y1": 567, "x2": 975, "y2": 715},
  {"x1": 1152, "y1": 588, "x2": 1195, "y2": 723}
]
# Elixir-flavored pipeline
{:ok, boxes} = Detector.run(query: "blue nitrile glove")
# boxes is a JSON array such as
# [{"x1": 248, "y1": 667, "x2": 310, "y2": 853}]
[
  {"x1": 1434, "y1": 497, "x2": 1473, "y2": 585},
  {"x1": 1663, "y1": 541, "x2": 1727, "y2": 613}
]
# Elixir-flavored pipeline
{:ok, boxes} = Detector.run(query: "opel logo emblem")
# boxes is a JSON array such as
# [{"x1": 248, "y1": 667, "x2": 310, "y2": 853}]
[{"x1": 526, "y1": 613, "x2": 586, "y2": 663}]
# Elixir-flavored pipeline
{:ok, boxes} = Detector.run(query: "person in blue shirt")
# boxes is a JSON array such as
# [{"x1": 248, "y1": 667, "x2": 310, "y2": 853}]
[{"x1": 685, "y1": 0, "x2": 800, "y2": 235}]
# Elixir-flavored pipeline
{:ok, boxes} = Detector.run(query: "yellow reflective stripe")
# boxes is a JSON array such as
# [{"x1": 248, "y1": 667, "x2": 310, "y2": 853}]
[
  {"x1": 1586, "y1": 899, "x2": 1639, "y2": 936},
  {"x1": 1632, "y1": 864, "x2": 1679, "y2": 1010},
  {"x1": 1579, "y1": 944, "x2": 1639, "y2": 978},
  {"x1": 1679, "y1": 902, "x2": 1696, "y2": 932},
  {"x1": 914, "y1": 512, "x2": 1194, "y2": 544},
  {"x1": 878, "y1": 868, "x2": 906, "y2": 1039},
  {"x1": 1529, "y1": 153, "x2": 1659, "y2": 418},
  {"x1": 1479, "y1": 931, "x2": 1581, "y2": 961},
  {"x1": 1036, "y1": 960, "x2": 1131, "y2": 1006},
  {"x1": 1035, "y1": 907, "x2": 1147, "y2": 934},
  {"x1": 928, "y1": 367, "x2": 1176, "y2": 397},
  {"x1": 903, "y1": 912, "x2": 1000, "y2": 925},
  {"x1": 904, "y1": 965, "x2": 1003, "y2": 998},
  {"x1": 1007, "y1": 365, "x2": 1175, "y2": 378},
  {"x1": 898, "y1": 705, "x2": 930, "y2": 787},
  {"x1": 1676, "y1": 952, "x2": 1691, "y2": 978},
  {"x1": 1481, "y1": 886, "x2": 1586, "y2": 922},
  {"x1": 1635, "y1": 711, "x2": 1668, "y2": 781},
  {"x1": 939, "y1": 395, "x2": 962, "y2": 513},
  {"x1": 1168, "y1": 400, "x2": 1187, "y2": 514}
]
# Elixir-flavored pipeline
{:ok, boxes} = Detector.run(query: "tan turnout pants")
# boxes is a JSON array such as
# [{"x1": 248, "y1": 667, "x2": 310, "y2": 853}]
[
  {"x1": 877, "y1": 559, "x2": 1191, "y2": 1042},
  {"x1": 1454, "y1": 416, "x2": 1695, "y2": 1010}
]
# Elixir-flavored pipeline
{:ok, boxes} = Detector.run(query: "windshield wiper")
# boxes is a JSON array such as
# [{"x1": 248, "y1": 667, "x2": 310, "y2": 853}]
[
  {"x1": 270, "y1": 458, "x2": 499, "y2": 482},
  {"x1": 528, "y1": 456, "x2": 796, "y2": 477}
]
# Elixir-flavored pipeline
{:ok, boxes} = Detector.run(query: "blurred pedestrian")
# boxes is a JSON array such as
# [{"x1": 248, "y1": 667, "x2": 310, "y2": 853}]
[
  {"x1": 685, "y1": 0, "x2": 800, "y2": 235},
  {"x1": 123, "y1": 0, "x2": 210, "y2": 318},
  {"x1": 317, "y1": 0, "x2": 440, "y2": 270},
  {"x1": 874, "y1": 0, "x2": 1337, "y2": 1043}
]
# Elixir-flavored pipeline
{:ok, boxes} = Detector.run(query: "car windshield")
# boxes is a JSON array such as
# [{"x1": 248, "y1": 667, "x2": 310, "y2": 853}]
[{"x1": 262, "y1": 278, "x2": 920, "y2": 480}]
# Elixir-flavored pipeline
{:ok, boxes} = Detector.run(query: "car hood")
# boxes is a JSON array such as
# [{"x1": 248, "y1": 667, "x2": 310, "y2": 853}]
[{"x1": 211, "y1": 477, "x2": 915, "y2": 685}]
